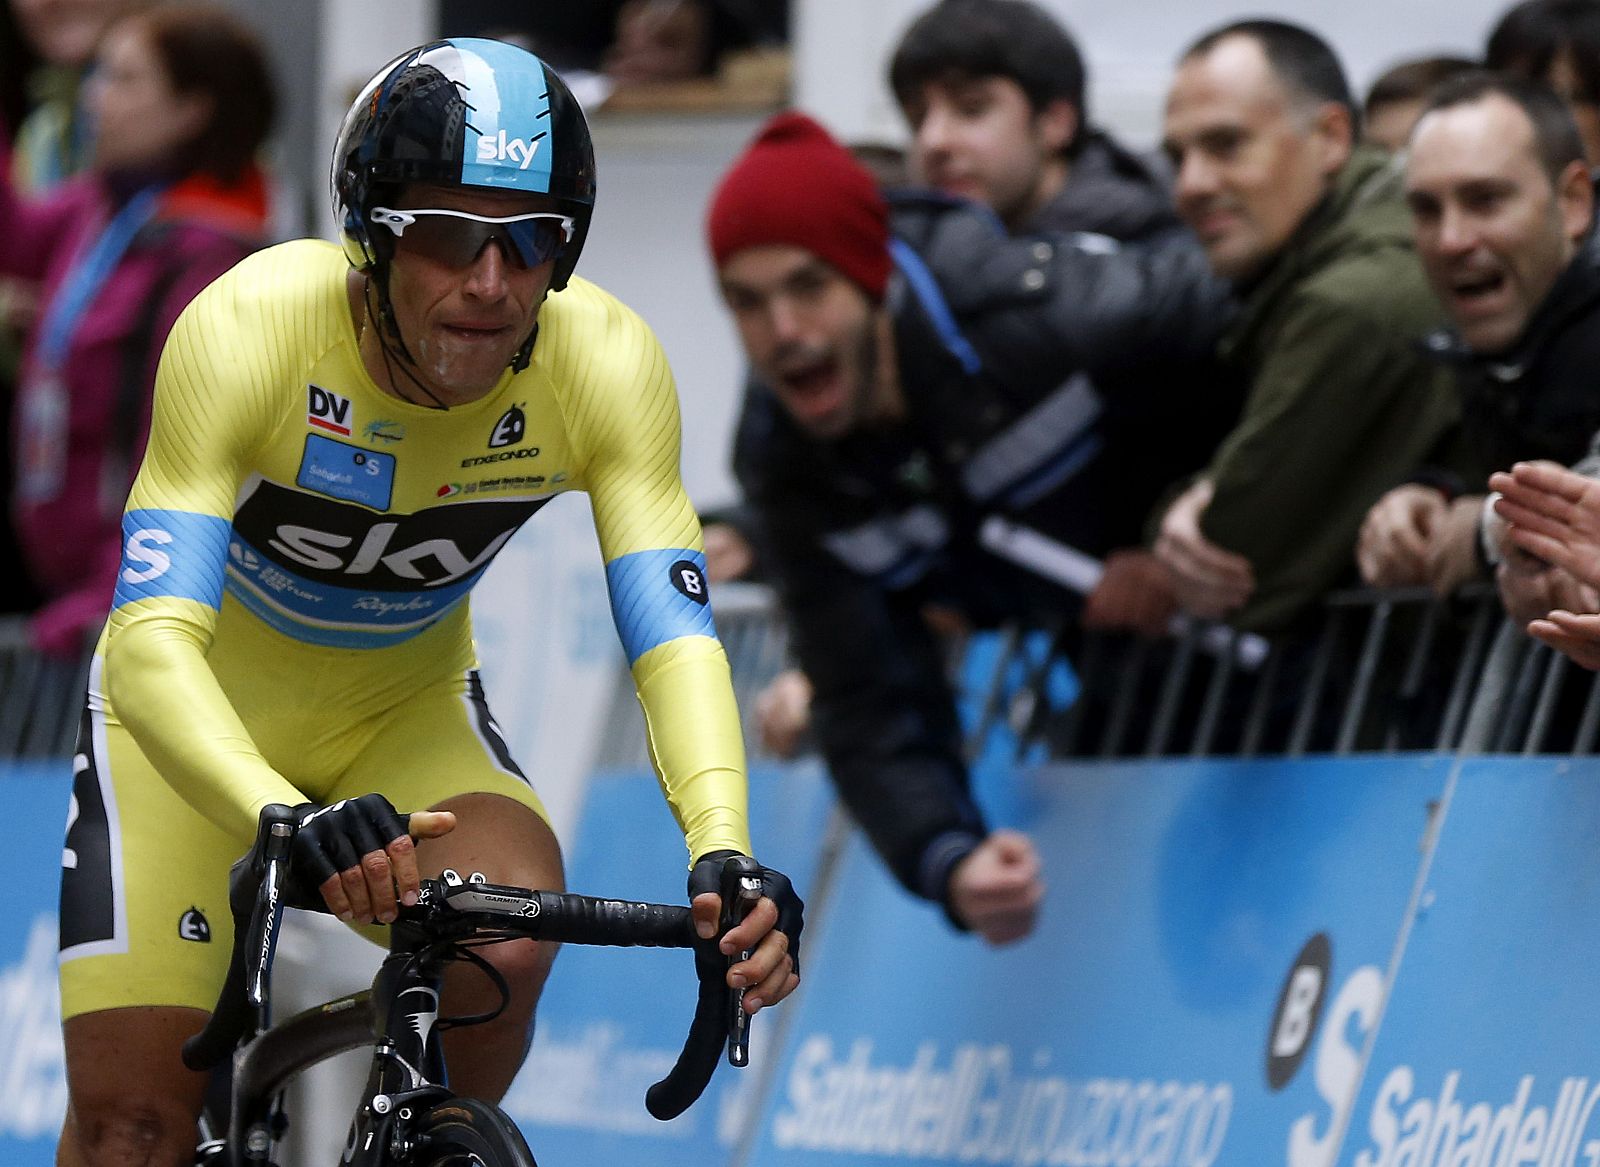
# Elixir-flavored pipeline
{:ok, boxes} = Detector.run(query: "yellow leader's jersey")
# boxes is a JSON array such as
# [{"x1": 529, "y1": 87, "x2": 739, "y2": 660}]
[{"x1": 101, "y1": 238, "x2": 750, "y2": 861}]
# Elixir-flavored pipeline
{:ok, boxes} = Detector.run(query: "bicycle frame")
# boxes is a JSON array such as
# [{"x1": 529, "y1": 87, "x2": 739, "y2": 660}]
[
  {"x1": 189, "y1": 805, "x2": 752, "y2": 1166},
  {"x1": 330, "y1": 883, "x2": 523, "y2": 1165},
  {"x1": 224, "y1": 932, "x2": 455, "y2": 1165}
]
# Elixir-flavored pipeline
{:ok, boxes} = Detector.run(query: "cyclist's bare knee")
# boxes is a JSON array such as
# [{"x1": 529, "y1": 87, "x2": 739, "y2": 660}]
[
  {"x1": 416, "y1": 792, "x2": 563, "y2": 890},
  {"x1": 60, "y1": 1099, "x2": 197, "y2": 1167},
  {"x1": 445, "y1": 934, "x2": 556, "y2": 1018},
  {"x1": 441, "y1": 935, "x2": 555, "y2": 1102},
  {"x1": 489, "y1": 934, "x2": 558, "y2": 995},
  {"x1": 61, "y1": 1008, "x2": 207, "y2": 1167},
  {"x1": 416, "y1": 793, "x2": 563, "y2": 1096}
]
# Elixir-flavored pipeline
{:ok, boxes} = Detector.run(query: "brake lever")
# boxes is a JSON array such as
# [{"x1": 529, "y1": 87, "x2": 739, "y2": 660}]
[{"x1": 721, "y1": 859, "x2": 764, "y2": 1068}]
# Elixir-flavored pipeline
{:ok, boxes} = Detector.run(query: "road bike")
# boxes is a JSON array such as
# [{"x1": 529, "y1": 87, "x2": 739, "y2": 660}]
[{"x1": 185, "y1": 804, "x2": 760, "y2": 1165}]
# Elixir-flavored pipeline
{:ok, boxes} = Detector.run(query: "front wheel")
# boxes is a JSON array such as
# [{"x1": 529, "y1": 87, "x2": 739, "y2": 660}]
[{"x1": 404, "y1": 1097, "x2": 536, "y2": 1167}]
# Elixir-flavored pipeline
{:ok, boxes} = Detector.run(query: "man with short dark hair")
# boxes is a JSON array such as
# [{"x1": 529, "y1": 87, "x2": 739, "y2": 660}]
[
  {"x1": 56, "y1": 40, "x2": 803, "y2": 1163},
  {"x1": 1358, "y1": 73, "x2": 1600, "y2": 599},
  {"x1": 1488, "y1": 0, "x2": 1600, "y2": 166},
  {"x1": 888, "y1": 0, "x2": 1237, "y2": 639},
  {"x1": 1363, "y1": 54, "x2": 1478, "y2": 153},
  {"x1": 888, "y1": 0, "x2": 1175, "y2": 240},
  {"x1": 1154, "y1": 19, "x2": 1460, "y2": 635}
]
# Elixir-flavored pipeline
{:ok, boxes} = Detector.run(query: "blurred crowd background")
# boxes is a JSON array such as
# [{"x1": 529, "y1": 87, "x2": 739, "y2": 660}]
[{"x1": 6, "y1": 0, "x2": 1600, "y2": 873}]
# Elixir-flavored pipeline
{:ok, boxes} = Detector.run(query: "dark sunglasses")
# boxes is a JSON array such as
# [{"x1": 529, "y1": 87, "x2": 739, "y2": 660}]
[{"x1": 369, "y1": 206, "x2": 575, "y2": 270}]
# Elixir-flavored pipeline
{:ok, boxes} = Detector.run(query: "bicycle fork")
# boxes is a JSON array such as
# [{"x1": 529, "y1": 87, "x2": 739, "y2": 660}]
[{"x1": 339, "y1": 948, "x2": 453, "y2": 1165}]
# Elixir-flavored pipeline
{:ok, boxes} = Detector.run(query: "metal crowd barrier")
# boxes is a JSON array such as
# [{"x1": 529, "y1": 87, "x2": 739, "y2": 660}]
[
  {"x1": 593, "y1": 581, "x2": 794, "y2": 768},
  {"x1": 593, "y1": 580, "x2": 1598, "y2": 768},
  {"x1": 996, "y1": 583, "x2": 1600, "y2": 758},
  {"x1": 6, "y1": 583, "x2": 1593, "y2": 766},
  {"x1": 0, "y1": 617, "x2": 89, "y2": 760}
]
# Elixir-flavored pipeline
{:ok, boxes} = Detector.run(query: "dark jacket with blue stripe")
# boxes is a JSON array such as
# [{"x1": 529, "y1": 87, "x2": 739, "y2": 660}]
[{"x1": 733, "y1": 192, "x2": 1238, "y2": 915}]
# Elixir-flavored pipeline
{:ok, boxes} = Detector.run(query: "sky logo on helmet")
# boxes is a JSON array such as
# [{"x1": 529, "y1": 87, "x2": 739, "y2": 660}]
[
  {"x1": 477, "y1": 129, "x2": 544, "y2": 171},
  {"x1": 308, "y1": 385, "x2": 353, "y2": 436}
]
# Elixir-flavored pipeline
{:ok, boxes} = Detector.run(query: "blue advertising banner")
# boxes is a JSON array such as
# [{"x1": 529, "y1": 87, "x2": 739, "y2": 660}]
[
  {"x1": 0, "y1": 764, "x2": 72, "y2": 1167},
  {"x1": 745, "y1": 755, "x2": 1452, "y2": 1167},
  {"x1": 19, "y1": 743, "x2": 1598, "y2": 1167},
  {"x1": 501, "y1": 758, "x2": 837, "y2": 1164},
  {"x1": 1336, "y1": 756, "x2": 1600, "y2": 1167}
]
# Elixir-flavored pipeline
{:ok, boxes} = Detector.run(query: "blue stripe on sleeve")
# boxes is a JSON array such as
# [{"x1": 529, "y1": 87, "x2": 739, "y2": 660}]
[
  {"x1": 112, "y1": 509, "x2": 230, "y2": 611},
  {"x1": 604, "y1": 548, "x2": 717, "y2": 665}
]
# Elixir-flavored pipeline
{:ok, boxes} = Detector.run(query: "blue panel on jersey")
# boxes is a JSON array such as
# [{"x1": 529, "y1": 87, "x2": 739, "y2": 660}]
[
  {"x1": 112, "y1": 509, "x2": 229, "y2": 610},
  {"x1": 604, "y1": 549, "x2": 717, "y2": 665},
  {"x1": 449, "y1": 38, "x2": 556, "y2": 193},
  {"x1": 296, "y1": 434, "x2": 395, "y2": 510},
  {"x1": 223, "y1": 534, "x2": 479, "y2": 649}
]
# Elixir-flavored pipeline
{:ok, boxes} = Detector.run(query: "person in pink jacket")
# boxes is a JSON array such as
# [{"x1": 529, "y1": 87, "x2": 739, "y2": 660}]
[{"x1": 2, "y1": 1, "x2": 275, "y2": 656}]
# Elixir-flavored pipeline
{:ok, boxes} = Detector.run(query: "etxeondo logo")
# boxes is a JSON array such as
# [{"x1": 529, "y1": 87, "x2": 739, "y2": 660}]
[{"x1": 476, "y1": 129, "x2": 543, "y2": 170}]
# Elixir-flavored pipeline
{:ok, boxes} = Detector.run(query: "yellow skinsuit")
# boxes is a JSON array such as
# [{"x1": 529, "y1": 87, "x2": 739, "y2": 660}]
[{"x1": 59, "y1": 239, "x2": 748, "y2": 1016}]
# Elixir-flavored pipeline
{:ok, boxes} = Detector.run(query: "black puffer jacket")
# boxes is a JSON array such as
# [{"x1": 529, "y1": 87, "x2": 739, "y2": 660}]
[
  {"x1": 1025, "y1": 128, "x2": 1179, "y2": 243},
  {"x1": 1425, "y1": 227, "x2": 1600, "y2": 481},
  {"x1": 734, "y1": 193, "x2": 1236, "y2": 913}
]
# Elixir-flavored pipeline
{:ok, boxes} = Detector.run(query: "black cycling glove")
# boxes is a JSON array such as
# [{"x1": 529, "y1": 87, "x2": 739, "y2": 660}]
[
  {"x1": 688, "y1": 849, "x2": 805, "y2": 974},
  {"x1": 288, "y1": 794, "x2": 410, "y2": 903}
]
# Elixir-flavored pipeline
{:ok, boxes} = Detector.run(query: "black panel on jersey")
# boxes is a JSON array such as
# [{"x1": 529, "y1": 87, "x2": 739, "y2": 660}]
[
  {"x1": 231, "y1": 480, "x2": 550, "y2": 592},
  {"x1": 61, "y1": 709, "x2": 117, "y2": 952}
]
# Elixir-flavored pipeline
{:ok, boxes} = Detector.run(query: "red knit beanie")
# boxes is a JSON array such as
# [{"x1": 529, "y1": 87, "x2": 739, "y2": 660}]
[{"x1": 706, "y1": 111, "x2": 891, "y2": 300}]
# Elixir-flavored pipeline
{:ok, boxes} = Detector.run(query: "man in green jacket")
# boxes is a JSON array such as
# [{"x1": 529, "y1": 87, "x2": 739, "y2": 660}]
[{"x1": 1155, "y1": 18, "x2": 1460, "y2": 635}]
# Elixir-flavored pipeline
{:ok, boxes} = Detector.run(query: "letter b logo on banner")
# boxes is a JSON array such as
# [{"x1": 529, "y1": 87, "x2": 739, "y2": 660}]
[{"x1": 1268, "y1": 933, "x2": 1331, "y2": 1090}]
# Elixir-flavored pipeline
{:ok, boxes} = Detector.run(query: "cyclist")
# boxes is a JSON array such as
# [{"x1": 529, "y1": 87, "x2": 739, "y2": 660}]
[{"x1": 56, "y1": 38, "x2": 801, "y2": 1166}]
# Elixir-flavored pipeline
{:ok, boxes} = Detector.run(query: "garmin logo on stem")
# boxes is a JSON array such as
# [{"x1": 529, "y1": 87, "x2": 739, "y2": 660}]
[{"x1": 477, "y1": 130, "x2": 542, "y2": 170}]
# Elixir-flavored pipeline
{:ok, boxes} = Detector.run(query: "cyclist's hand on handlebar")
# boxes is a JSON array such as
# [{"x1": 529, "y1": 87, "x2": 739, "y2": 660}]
[
  {"x1": 689, "y1": 852, "x2": 804, "y2": 1014},
  {"x1": 291, "y1": 795, "x2": 455, "y2": 924}
]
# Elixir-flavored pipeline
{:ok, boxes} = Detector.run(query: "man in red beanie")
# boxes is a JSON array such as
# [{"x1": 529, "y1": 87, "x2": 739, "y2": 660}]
[
  {"x1": 708, "y1": 112, "x2": 893, "y2": 438},
  {"x1": 709, "y1": 111, "x2": 1232, "y2": 944}
]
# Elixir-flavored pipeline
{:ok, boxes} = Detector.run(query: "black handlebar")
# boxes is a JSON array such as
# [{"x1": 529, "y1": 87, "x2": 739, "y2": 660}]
[
  {"x1": 183, "y1": 804, "x2": 299, "y2": 1074},
  {"x1": 648, "y1": 854, "x2": 762, "y2": 1119},
  {"x1": 182, "y1": 805, "x2": 746, "y2": 1122},
  {"x1": 647, "y1": 936, "x2": 735, "y2": 1119}
]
